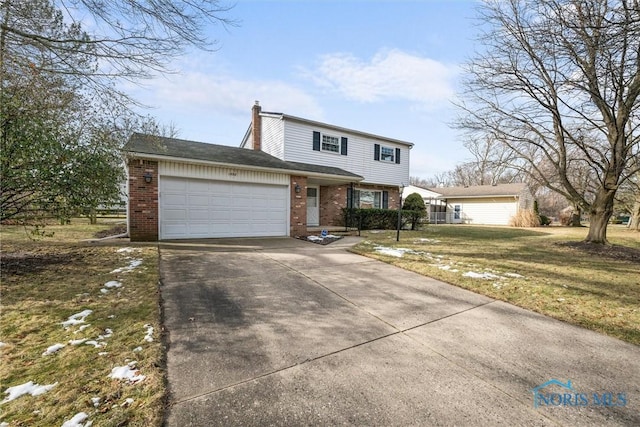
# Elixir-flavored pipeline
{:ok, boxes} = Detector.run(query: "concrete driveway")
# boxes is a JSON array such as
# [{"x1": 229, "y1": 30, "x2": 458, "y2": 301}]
[{"x1": 159, "y1": 237, "x2": 639, "y2": 426}]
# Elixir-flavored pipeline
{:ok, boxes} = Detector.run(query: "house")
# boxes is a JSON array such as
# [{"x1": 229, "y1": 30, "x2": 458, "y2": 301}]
[
  {"x1": 123, "y1": 102, "x2": 413, "y2": 241},
  {"x1": 403, "y1": 183, "x2": 534, "y2": 225}
]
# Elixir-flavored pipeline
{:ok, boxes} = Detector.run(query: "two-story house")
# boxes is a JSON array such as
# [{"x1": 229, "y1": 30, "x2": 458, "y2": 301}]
[{"x1": 123, "y1": 102, "x2": 412, "y2": 241}]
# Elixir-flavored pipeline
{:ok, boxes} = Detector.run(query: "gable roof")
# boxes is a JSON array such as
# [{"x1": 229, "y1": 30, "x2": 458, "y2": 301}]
[
  {"x1": 258, "y1": 111, "x2": 415, "y2": 147},
  {"x1": 123, "y1": 133, "x2": 363, "y2": 180},
  {"x1": 427, "y1": 183, "x2": 528, "y2": 198}
]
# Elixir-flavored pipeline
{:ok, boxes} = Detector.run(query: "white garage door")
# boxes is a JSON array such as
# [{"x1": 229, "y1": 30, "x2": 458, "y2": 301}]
[{"x1": 160, "y1": 176, "x2": 288, "y2": 239}]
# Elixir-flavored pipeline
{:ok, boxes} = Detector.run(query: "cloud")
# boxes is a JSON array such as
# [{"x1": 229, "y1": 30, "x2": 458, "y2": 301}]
[
  {"x1": 131, "y1": 72, "x2": 324, "y2": 120},
  {"x1": 307, "y1": 49, "x2": 458, "y2": 106}
]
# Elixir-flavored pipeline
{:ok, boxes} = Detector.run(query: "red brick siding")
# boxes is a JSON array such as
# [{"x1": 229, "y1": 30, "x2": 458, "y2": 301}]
[
  {"x1": 319, "y1": 183, "x2": 401, "y2": 226},
  {"x1": 252, "y1": 102, "x2": 262, "y2": 151},
  {"x1": 290, "y1": 176, "x2": 308, "y2": 237},
  {"x1": 128, "y1": 159, "x2": 159, "y2": 241}
]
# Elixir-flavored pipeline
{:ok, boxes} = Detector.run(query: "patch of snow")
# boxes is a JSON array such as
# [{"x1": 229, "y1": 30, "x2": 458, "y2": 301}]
[
  {"x1": 107, "y1": 315, "x2": 115, "y2": 319},
  {"x1": 110, "y1": 259, "x2": 142, "y2": 274},
  {"x1": 557, "y1": 298, "x2": 566, "y2": 302},
  {"x1": 104, "y1": 280, "x2": 122, "y2": 288},
  {"x1": 143, "y1": 325, "x2": 154, "y2": 342},
  {"x1": 492, "y1": 283, "x2": 503, "y2": 289},
  {"x1": 61, "y1": 310, "x2": 93, "y2": 329},
  {"x1": 463, "y1": 271, "x2": 501, "y2": 280},
  {"x1": 109, "y1": 363, "x2": 145, "y2": 383},
  {"x1": 325, "y1": 234, "x2": 340, "y2": 238},
  {"x1": 0, "y1": 342, "x2": 6, "y2": 348},
  {"x1": 1, "y1": 381, "x2": 57, "y2": 404},
  {"x1": 0, "y1": 422, "x2": 8, "y2": 427},
  {"x1": 91, "y1": 397, "x2": 101, "y2": 407},
  {"x1": 133, "y1": 346, "x2": 143, "y2": 352},
  {"x1": 42, "y1": 343, "x2": 65, "y2": 356},
  {"x1": 122, "y1": 398, "x2": 134, "y2": 407},
  {"x1": 100, "y1": 289, "x2": 109, "y2": 294},
  {"x1": 415, "y1": 238, "x2": 441, "y2": 243},
  {"x1": 116, "y1": 247, "x2": 139, "y2": 253},
  {"x1": 98, "y1": 352, "x2": 108, "y2": 356},
  {"x1": 84, "y1": 340, "x2": 106, "y2": 348},
  {"x1": 504, "y1": 272, "x2": 524, "y2": 278},
  {"x1": 97, "y1": 329, "x2": 113, "y2": 341},
  {"x1": 61, "y1": 412, "x2": 92, "y2": 427}
]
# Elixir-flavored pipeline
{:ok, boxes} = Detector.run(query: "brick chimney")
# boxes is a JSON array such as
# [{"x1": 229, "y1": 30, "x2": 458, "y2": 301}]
[{"x1": 252, "y1": 100, "x2": 262, "y2": 151}]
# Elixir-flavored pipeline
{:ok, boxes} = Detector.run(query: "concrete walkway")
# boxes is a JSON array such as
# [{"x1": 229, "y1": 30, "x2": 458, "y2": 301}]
[{"x1": 159, "y1": 237, "x2": 639, "y2": 426}]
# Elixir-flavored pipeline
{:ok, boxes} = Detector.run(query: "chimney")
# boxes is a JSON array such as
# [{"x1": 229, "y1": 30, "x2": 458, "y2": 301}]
[{"x1": 252, "y1": 100, "x2": 262, "y2": 151}]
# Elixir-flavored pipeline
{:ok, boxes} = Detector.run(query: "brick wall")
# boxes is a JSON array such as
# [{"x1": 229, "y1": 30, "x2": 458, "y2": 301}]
[
  {"x1": 128, "y1": 159, "x2": 159, "y2": 241},
  {"x1": 319, "y1": 183, "x2": 401, "y2": 226},
  {"x1": 290, "y1": 176, "x2": 307, "y2": 237}
]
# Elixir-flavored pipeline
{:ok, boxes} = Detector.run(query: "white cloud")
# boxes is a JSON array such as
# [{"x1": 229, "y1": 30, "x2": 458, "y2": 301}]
[
  {"x1": 307, "y1": 49, "x2": 458, "y2": 106},
  {"x1": 131, "y1": 73, "x2": 324, "y2": 120}
]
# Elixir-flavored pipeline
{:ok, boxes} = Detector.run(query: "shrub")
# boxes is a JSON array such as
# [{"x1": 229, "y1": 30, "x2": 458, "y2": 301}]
[
  {"x1": 343, "y1": 208, "x2": 418, "y2": 230},
  {"x1": 509, "y1": 210, "x2": 541, "y2": 227},
  {"x1": 539, "y1": 214, "x2": 552, "y2": 226},
  {"x1": 402, "y1": 193, "x2": 427, "y2": 230}
]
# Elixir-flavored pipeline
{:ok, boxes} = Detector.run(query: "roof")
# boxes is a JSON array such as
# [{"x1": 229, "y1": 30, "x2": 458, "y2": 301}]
[
  {"x1": 426, "y1": 183, "x2": 528, "y2": 198},
  {"x1": 123, "y1": 133, "x2": 363, "y2": 180},
  {"x1": 259, "y1": 111, "x2": 415, "y2": 148}
]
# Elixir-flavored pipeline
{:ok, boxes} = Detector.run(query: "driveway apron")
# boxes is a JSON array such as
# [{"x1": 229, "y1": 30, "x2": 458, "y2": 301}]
[{"x1": 159, "y1": 237, "x2": 640, "y2": 426}]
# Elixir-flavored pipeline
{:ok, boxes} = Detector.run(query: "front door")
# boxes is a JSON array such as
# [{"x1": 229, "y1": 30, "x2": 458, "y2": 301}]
[{"x1": 307, "y1": 187, "x2": 319, "y2": 226}]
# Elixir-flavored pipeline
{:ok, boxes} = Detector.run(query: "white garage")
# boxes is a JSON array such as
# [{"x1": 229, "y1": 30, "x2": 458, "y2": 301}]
[{"x1": 160, "y1": 176, "x2": 288, "y2": 239}]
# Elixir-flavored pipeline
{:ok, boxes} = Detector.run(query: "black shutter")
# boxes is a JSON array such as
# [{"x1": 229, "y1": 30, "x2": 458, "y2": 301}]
[
  {"x1": 395, "y1": 148, "x2": 401, "y2": 164},
  {"x1": 341, "y1": 137, "x2": 348, "y2": 156},
  {"x1": 374, "y1": 144, "x2": 380, "y2": 161},
  {"x1": 313, "y1": 131, "x2": 320, "y2": 151},
  {"x1": 347, "y1": 187, "x2": 353, "y2": 209},
  {"x1": 382, "y1": 191, "x2": 389, "y2": 209}
]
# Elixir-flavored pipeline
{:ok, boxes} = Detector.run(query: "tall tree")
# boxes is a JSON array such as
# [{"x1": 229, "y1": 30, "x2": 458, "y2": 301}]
[{"x1": 457, "y1": 0, "x2": 640, "y2": 244}]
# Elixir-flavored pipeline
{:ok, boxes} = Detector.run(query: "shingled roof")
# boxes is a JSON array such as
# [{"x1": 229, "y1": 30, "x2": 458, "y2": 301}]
[
  {"x1": 428, "y1": 183, "x2": 527, "y2": 198},
  {"x1": 123, "y1": 133, "x2": 363, "y2": 180}
]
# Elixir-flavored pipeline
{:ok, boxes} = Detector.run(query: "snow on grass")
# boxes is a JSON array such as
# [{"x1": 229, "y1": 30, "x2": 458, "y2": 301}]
[
  {"x1": 116, "y1": 247, "x2": 140, "y2": 253},
  {"x1": 91, "y1": 397, "x2": 100, "y2": 407},
  {"x1": 0, "y1": 342, "x2": 6, "y2": 348},
  {"x1": 110, "y1": 259, "x2": 142, "y2": 274},
  {"x1": 84, "y1": 340, "x2": 106, "y2": 348},
  {"x1": 61, "y1": 310, "x2": 93, "y2": 329},
  {"x1": 307, "y1": 236, "x2": 323, "y2": 242},
  {"x1": 414, "y1": 238, "x2": 441, "y2": 243},
  {"x1": 133, "y1": 346, "x2": 143, "y2": 353},
  {"x1": 122, "y1": 398, "x2": 134, "y2": 407},
  {"x1": 143, "y1": 325, "x2": 153, "y2": 342},
  {"x1": 463, "y1": 271, "x2": 502, "y2": 280},
  {"x1": 373, "y1": 246, "x2": 420, "y2": 258},
  {"x1": 109, "y1": 362, "x2": 145, "y2": 383},
  {"x1": 42, "y1": 343, "x2": 65, "y2": 356},
  {"x1": 104, "y1": 280, "x2": 122, "y2": 288},
  {"x1": 1, "y1": 381, "x2": 58, "y2": 404},
  {"x1": 504, "y1": 272, "x2": 524, "y2": 278},
  {"x1": 61, "y1": 411, "x2": 92, "y2": 427}
]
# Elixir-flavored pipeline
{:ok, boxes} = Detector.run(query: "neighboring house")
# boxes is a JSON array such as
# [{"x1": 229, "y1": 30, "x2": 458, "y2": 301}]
[
  {"x1": 403, "y1": 183, "x2": 534, "y2": 225},
  {"x1": 123, "y1": 102, "x2": 413, "y2": 241}
]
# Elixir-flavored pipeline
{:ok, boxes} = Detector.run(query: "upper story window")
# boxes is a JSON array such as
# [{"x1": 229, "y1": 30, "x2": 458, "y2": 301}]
[
  {"x1": 380, "y1": 146, "x2": 395, "y2": 162},
  {"x1": 374, "y1": 143, "x2": 401, "y2": 164},
  {"x1": 322, "y1": 134, "x2": 340, "y2": 153},
  {"x1": 313, "y1": 131, "x2": 348, "y2": 156}
]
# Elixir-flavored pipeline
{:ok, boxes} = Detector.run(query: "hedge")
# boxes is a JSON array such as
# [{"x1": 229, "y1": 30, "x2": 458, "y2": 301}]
[{"x1": 342, "y1": 208, "x2": 424, "y2": 230}]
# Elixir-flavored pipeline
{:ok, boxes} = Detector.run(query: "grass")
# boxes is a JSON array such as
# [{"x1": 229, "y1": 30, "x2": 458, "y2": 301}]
[
  {"x1": 351, "y1": 224, "x2": 640, "y2": 345},
  {"x1": 0, "y1": 220, "x2": 164, "y2": 426}
]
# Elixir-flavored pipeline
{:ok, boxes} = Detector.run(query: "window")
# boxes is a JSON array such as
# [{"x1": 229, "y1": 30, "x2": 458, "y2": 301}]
[
  {"x1": 454, "y1": 204, "x2": 461, "y2": 220},
  {"x1": 313, "y1": 131, "x2": 347, "y2": 155},
  {"x1": 374, "y1": 144, "x2": 401, "y2": 164},
  {"x1": 321, "y1": 134, "x2": 340, "y2": 153},
  {"x1": 349, "y1": 189, "x2": 389, "y2": 209},
  {"x1": 380, "y1": 146, "x2": 395, "y2": 162}
]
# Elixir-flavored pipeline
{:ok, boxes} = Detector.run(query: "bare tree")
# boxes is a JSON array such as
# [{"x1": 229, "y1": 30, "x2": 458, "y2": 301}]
[{"x1": 457, "y1": 0, "x2": 640, "y2": 244}]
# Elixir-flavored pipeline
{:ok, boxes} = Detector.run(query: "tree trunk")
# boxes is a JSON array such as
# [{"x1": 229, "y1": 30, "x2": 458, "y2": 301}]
[
  {"x1": 629, "y1": 197, "x2": 640, "y2": 231},
  {"x1": 584, "y1": 190, "x2": 615, "y2": 244},
  {"x1": 570, "y1": 205, "x2": 581, "y2": 227}
]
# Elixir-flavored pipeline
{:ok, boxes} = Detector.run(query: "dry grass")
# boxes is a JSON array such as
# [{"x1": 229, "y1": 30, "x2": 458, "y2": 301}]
[
  {"x1": 351, "y1": 224, "x2": 640, "y2": 345},
  {"x1": 0, "y1": 220, "x2": 164, "y2": 426},
  {"x1": 509, "y1": 209, "x2": 541, "y2": 227}
]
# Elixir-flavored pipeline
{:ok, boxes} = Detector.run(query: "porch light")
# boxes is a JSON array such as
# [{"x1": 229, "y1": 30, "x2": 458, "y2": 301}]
[
  {"x1": 143, "y1": 172, "x2": 153, "y2": 183},
  {"x1": 295, "y1": 183, "x2": 301, "y2": 193}
]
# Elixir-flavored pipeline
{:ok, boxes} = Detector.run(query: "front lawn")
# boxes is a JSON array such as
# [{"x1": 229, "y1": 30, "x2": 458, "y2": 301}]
[
  {"x1": 0, "y1": 221, "x2": 164, "y2": 426},
  {"x1": 351, "y1": 225, "x2": 640, "y2": 345}
]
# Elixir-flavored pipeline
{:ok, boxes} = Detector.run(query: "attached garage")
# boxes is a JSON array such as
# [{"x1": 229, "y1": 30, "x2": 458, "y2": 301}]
[{"x1": 160, "y1": 177, "x2": 288, "y2": 239}]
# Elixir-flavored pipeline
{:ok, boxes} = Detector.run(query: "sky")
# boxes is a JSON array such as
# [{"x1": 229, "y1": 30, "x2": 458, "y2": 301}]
[{"x1": 125, "y1": 0, "x2": 481, "y2": 178}]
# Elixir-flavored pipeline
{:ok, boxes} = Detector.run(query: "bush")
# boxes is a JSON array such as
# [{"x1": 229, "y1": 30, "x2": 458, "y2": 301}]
[
  {"x1": 402, "y1": 193, "x2": 427, "y2": 230},
  {"x1": 539, "y1": 214, "x2": 552, "y2": 226},
  {"x1": 343, "y1": 208, "x2": 419, "y2": 230},
  {"x1": 509, "y1": 210, "x2": 541, "y2": 227}
]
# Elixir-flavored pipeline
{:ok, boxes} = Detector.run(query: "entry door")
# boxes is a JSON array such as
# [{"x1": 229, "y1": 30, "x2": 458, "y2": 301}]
[
  {"x1": 453, "y1": 204, "x2": 462, "y2": 224},
  {"x1": 307, "y1": 187, "x2": 319, "y2": 226}
]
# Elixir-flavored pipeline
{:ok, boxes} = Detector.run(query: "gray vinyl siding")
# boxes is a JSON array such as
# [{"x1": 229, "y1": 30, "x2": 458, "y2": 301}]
[
  {"x1": 279, "y1": 120, "x2": 410, "y2": 186},
  {"x1": 261, "y1": 116, "x2": 285, "y2": 160}
]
